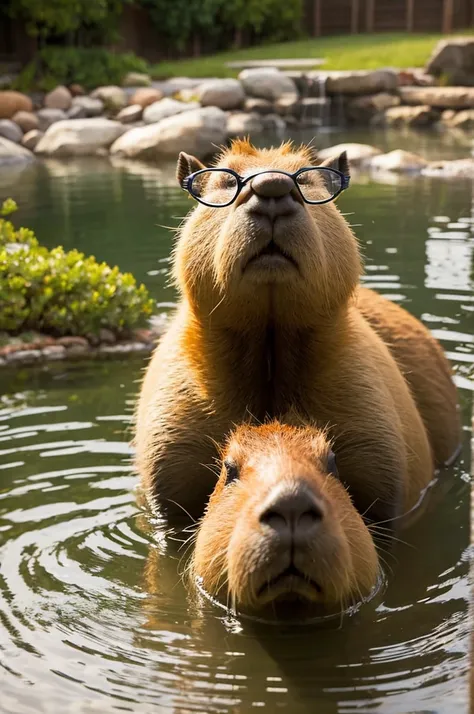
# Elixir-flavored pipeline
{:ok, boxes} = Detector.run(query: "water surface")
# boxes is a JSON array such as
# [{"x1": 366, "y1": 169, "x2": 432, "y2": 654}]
[{"x1": 0, "y1": 128, "x2": 472, "y2": 713}]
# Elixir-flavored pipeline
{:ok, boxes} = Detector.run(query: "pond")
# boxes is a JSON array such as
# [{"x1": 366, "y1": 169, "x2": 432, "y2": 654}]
[{"x1": 0, "y1": 128, "x2": 472, "y2": 714}]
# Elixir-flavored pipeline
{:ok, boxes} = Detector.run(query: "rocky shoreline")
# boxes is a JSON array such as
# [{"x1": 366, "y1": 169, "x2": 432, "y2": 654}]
[
  {"x1": 0, "y1": 39, "x2": 473, "y2": 168},
  {"x1": 0, "y1": 315, "x2": 169, "y2": 368}
]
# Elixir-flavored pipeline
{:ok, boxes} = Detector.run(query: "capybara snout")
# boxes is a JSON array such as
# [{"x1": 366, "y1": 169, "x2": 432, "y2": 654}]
[{"x1": 192, "y1": 423, "x2": 379, "y2": 614}]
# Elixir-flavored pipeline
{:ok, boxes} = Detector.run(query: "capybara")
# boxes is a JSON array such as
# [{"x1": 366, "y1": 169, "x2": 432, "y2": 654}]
[
  {"x1": 192, "y1": 421, "x2": 379, "y2": 614},
  {"x1": 134, "y1": 140, "x2": 460, "y2": 524}
]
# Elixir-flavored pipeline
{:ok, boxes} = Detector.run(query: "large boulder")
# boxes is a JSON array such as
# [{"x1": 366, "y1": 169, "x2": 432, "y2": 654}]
[
  {"x1": 90, "y1": 86, "x2": 127, "y2": 113},
  {"x1": 122, "y1": 72, "x2": 152, "y2": 88},
  {"x1": 325, "y1": 70, "x2": 398, "y2": 96},
  {"x1": 35, "y1": 118, "x2": 126, "y2": 156},
  {"x1": 398, "y1": 86, "x2": 474, "y2": 109},
  {"x1": 243, "y1": 97, "x2": 274, "y2": 115},
  {"x1": 0, "y1": 90, "x2": 33, "y2": 119},
  {"x1": 317, "y1": 142, "x2": 382, "y2": 166},
  {"x1": 0, "y1": 136, "x2": 36, "y2": 166},
  {"x1": 380, "y1": 104, "x2": 439, "y2": 128},
  {"x1": 37, "y1": 108, "x2": 67, "y2": 131},
  {"x1": 196, "y1": 79, "x2": 245, "y2": 110},
  {"x1": 227, "y1": 112, "x2": 264, "y2": 137},
  {"x1": 143, "y1": 97, "x2": 200, "y2": 124},
  {"x1": 71, "y1": 96, "x2": 104, "y2": 118},
  {"x1": 110, "y1": 106, "x2": 227, "y2": 161},
  {"x1": 369, "y1": 149, "x2": 428, "y2": 173},
  {"x1": 44, "y1": 85, "x2": 72, "y2": 111},
  {"x1": 346, "y1": 92, "x2": 400, "y2": 123},
  {"x1": 12, "y1": 110, "x2": 39, "y2": 133},
  {"x1": 129, "y1": 87, "x2": 164, "y2": 109},
  {"x1": 0, "y1": 119, "x2": 23, "y2": 143},
  {"x1": 239, "y1": 68, "x2": 298, "y2": 101},
  {"x1": 426, "y1": 37, "x2": 474, "y2": 87}
]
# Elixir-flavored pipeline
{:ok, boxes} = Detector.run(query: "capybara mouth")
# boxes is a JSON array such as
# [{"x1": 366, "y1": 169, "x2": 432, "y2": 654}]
[
  {"x1": 245, "y1": 240, "x2": 298, "y2": 272},
  {"x1": 257, "y1": 563, "x2": 322, "y2": 602}
]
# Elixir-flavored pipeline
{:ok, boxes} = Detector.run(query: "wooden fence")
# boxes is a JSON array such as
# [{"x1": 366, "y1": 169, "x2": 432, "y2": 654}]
[{"x1": 305, "y1": 0, "x2": 474, "y2": 35}]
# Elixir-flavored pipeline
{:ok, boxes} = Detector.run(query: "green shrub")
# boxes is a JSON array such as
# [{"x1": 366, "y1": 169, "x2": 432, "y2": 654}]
[
  {"x1": 0, "y1": 200, "x2": 154, "y2": 337},
  {"x1": 15, "y1": 46, "x2": 149, "y2": 92}
]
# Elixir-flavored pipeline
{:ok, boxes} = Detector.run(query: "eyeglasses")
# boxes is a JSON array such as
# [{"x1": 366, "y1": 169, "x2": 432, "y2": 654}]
[{"x1": 181, "y1": 167, "x2": 350, "y2": 208}]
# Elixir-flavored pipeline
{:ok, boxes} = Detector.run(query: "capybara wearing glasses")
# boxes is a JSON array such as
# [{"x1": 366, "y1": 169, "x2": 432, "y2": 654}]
[{"x1": 134, "y1": 140, "x2": 460, "y2": 525}]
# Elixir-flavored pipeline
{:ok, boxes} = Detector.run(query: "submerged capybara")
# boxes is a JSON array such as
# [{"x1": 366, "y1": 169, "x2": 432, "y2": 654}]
[
  {"x1": 192, "y1": 421, "x2": 379, "y2": 614},
  {"x1": 134, "y1": 140, "x2": 461, "y2": 524}
]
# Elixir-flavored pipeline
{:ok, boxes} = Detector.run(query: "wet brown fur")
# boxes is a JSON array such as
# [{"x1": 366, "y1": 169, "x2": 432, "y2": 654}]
[
  {"x1": 134, "y1": 139, "x2": 461, "y2": 524},
  {"x1": 192, "y1": 421, "x2": 379, "y2": 612}
]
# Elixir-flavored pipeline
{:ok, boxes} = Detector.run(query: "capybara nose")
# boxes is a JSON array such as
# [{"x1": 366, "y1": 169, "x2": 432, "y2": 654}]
[
  {"x1": 251, "y1": 172, "x2": 295, "y2": 199},
  {"x1": 259, "y1": 486, "x2": 324, "y2": 544}
]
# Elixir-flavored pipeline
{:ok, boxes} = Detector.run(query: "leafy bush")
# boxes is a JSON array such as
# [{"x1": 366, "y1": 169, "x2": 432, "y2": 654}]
[
  {"x1": 0, "y1": 200, "x2": 154, "y2": 337},
  {"x1": 15, "y1": 46, "x2": 149, "y2": 92}
]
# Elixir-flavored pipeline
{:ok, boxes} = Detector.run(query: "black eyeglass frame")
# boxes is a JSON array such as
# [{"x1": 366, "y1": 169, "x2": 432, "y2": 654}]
[{"x1": 181, "y1": 167, "x2": 350, "y2": 208}]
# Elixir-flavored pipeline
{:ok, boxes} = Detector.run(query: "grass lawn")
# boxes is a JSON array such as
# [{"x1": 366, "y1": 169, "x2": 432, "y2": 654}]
[{"x1": 151, "y1": 32, "x2": 470, "y2": 79}]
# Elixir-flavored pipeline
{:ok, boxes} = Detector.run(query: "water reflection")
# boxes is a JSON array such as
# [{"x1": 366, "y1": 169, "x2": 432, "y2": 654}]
[{"x1": 0, "y1": 133, "x2": 472, "y2": 713}]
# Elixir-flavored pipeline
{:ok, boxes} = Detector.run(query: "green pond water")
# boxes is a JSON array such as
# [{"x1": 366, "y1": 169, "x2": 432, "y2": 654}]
[{"x1": 0, "y1": 128, "x2": 472, "y2": 714}]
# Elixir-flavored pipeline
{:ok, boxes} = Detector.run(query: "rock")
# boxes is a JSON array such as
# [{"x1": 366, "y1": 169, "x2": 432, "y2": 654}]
[
  {"x1": 239, "y1": 68, "x2": 298, "y2": 101},
  {"x1": 0, "y1": 119, "x2": 23, "y2": 143},
  {"x1": 35, "y1": 118, "x2": 126, "y2": 156},
  {"x1": 398, "y1": 86, "x2": 474, "y2": 109},
  {"x1": 381, "y1": 104, "x2": 439, "y2": 128},
  {"x1": 260, "y1": 113, "x2": 286, "y2": 135},
  {"x1": 426, "y1": 37, "x2": 474, "y2": 87},
  {"x1": 0, "y1": 137, "x2": 35, "y2": 166},
  {"x1": 317, "y1": 142, "x2": 382, "y2": 166},
  {"x1": 90, "y1": 86, "x2": 127, "y2": 113},
  {"x1": 71, "y1": 96, "x2": 104, "y2": 118},
  {"x1": 196, "y1": 79, "x2": 245, "y2": 110},
  {"x1": 274, "y1": 94, "x2": 301, "y2": 117},
  {"x1": 42, "y1": 345, "x2": 66, "y2": 360},
  {"x1": 346, "y1": 92, "x2": 400, "y2": 123},
  {"x1": 421, "y1": 158, "x2": 474, "y2": 179},
  {"x1": 143, "y1": 97, "x2": 200, "y2": 124},
  {"x1": 37, "y1": 108, "x2": 67, "y2": 132},
  {"x1": 397, "y1": 69, "x2": 435, "y2": 87},
  {"x1": 44, "y1": 85, "x2": 72, "y2": 111},
  {"x1": 117, "y1": 104, "x2": 143, "y2": 124},
  {"x1": 57, "y1": 336, "x2": 89, "y2": 348},
  {"x1": 98, "y1": 328, "x2": 116, "y2": 344},
  {"x1": 12, "y1": 110, "x2": 38, "y2": 133},
  {"x1": 0, "y1": 91, "x2": 33, "y2": 119},
  {"x1": 325, "y1": 70, "x2": 398, "y2": 96},
  {"x1": 129, "y1": 87, "x2": 164, "y2": 109},
  {"x1": 110, "y1": 106, "x2": 227, "y2": 161},
  {"x1": 122, "y1": 72, "x2": 152, "y2": 88},
  {"x1": 5, "y1": 349, "x2": 42, "y2": 364},
  {"x1": 369, "y1": 149, "x2": 428, "y2": 173},
  {"x1": 243, "y1": 97, "x2": 274, "y2": 115},
  {"x1": 133, "y1": 328, "x2": 154, "y2": 344},
  {"x1": 22, "y1": 129, "x2": 43, "y2": 151},
  {"x1": 441, "y1": 109, "x2": 474, "y2": 131},
  {"x1": 227, "y1": 112, "x2": 264, "y2": 137},
  {"x1": 69, "y1": 84, "x2": 85, "y2": 96},
  {"x1": 66, "y1": 105, "x2": 87, "y2": 120}
]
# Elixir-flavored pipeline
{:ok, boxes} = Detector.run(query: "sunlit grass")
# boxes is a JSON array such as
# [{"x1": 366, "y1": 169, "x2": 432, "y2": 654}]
[{"x1": 151, "y1": 31, "x2": 471, "y2": 79}]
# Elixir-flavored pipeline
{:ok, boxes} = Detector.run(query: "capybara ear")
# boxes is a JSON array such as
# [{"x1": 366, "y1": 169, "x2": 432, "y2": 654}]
[
  {"x1": 319, "y1": 151, "x2": 350, "y2": 177},
  {"x1": 176, "y1": 152, "x2": 206, "y2": 186}
]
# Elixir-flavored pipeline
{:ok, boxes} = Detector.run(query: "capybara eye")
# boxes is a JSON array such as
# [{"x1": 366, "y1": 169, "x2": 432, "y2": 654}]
[
  {"x1": 327, "y1": 450, "x2": 338, "y2": 477},
  {"x1": 224, "y1": 458, "x2": 239, "y2": 485}
]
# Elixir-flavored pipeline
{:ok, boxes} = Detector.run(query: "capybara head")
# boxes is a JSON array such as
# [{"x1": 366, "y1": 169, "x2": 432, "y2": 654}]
[
  {"x1": 191, "y1": 422, "x2": 379, "y2": 617},
  {"x1": 174, "y1": 140, "x2": 362, "y2": 327}
]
